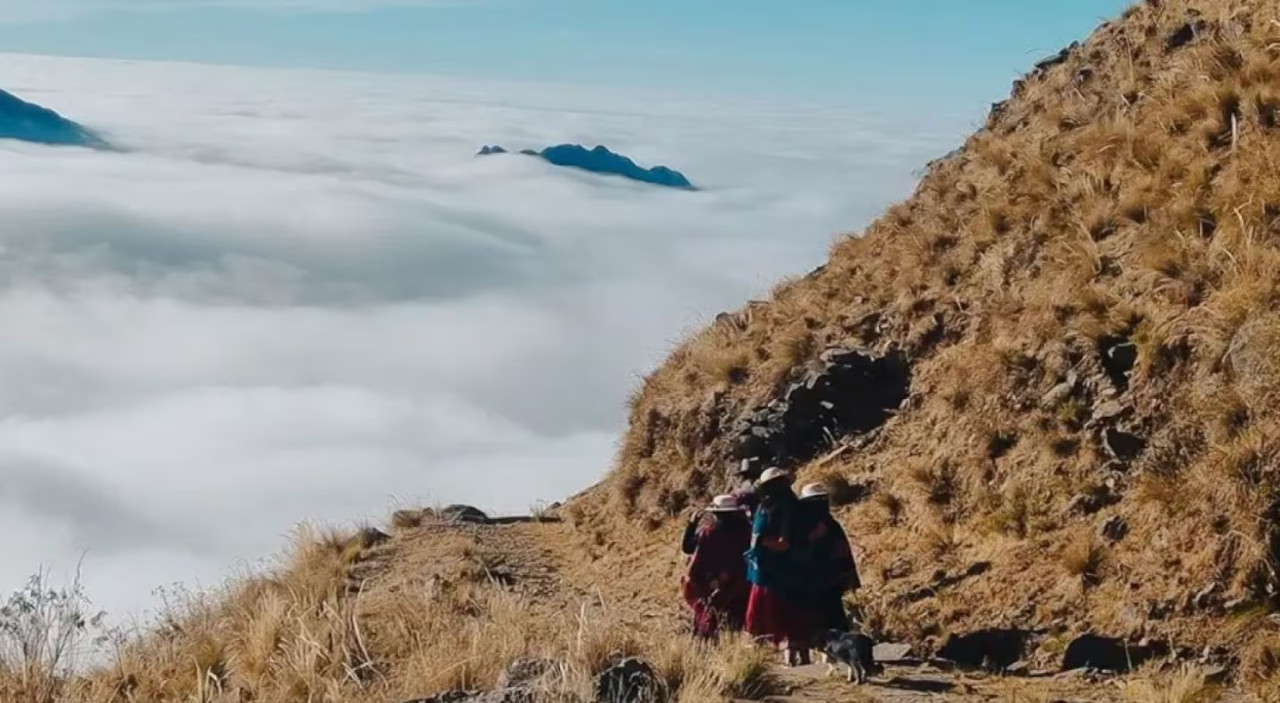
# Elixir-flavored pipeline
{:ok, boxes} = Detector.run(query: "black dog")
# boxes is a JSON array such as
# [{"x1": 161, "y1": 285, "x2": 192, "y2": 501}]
[{"x1": 820, "y1": 628, "x2": 882, "y2": 684}]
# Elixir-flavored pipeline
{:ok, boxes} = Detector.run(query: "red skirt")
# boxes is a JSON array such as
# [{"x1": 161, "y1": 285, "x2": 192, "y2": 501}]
[{"x1": 745, "y1": 585, "x2": 816, "y2": 648}]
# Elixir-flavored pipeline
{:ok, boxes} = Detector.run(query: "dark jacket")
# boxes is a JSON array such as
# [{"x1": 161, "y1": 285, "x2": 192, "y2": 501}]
[{"x1": 794, "y1": 499, "x2": 860, "y2": 594}]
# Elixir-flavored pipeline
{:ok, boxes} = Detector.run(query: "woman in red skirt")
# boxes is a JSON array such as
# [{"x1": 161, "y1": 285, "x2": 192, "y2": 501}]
[
  {"x1": 744, "y1": 468, "x2": 816, "y2": 665},
  {"x1": 681, "y1": 494, "x2": 752, "y2": 639}
]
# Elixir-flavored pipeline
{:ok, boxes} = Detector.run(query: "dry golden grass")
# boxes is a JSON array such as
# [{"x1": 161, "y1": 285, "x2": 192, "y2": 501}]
[
  {"x1": 1116, "y1": 665, "x2": 1222, "y2": 703},
  {"x1": 0, "y1": 517, "x2": 778, "y2": 703}
]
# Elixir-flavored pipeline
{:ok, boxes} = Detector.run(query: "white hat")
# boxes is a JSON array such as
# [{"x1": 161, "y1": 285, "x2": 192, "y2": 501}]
[
  {"x1": 706, "y1": 494, "x2": 743, "y2": 512},
  {"x1": 756, "y1": 467, "x2": 791, "y2": 488},
  {"x1": 799, "y1": 482, "x2": 830, "y2": 500}
]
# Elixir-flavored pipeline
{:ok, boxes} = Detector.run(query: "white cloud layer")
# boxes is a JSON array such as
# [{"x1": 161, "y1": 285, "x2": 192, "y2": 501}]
[{"x1": 0, "y1": 53, "x2": 964, "y2": 622}]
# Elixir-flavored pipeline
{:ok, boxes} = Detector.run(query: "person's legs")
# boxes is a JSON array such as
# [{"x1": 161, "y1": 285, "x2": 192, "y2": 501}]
[{"x1": 781, "y1": 593, "x2": 817, "y2": 667}]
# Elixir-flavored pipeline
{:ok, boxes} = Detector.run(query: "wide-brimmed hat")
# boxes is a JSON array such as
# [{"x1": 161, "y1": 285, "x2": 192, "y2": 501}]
[
  {"x1": 799, "y1": 482, "x2": 830, "y2": 500},
  {"x1": 705, "y1": 494, "x2": 744, "y2": 512},
  {"x1": 755, "y1": 467, "x2": 792, "y2": 488}
]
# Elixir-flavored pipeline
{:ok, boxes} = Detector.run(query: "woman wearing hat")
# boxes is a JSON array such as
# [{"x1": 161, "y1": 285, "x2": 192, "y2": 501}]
[
  {"x1": 681, "y1": 494, "x2": 752, "y2": 639},
  {"x1": 796, "y1": 482, "x2": 861, "y2": 633},
  {"x1": 744, "y1": 468, "x2": 816, "y2": 665}
]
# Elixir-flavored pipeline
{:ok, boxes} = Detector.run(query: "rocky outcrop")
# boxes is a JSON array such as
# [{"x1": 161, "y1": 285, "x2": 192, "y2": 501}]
[{"x1": 733, "y1": 348, "x2": 910, "y2": 472}]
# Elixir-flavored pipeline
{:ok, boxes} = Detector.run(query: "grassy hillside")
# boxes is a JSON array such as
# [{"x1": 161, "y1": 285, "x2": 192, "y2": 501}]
[{"x1": 573, "y1": 0, "x2": 1280, "y2": 691}]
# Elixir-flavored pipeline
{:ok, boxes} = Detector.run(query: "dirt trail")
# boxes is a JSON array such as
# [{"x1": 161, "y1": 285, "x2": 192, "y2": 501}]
[{"x1": 360, "y1": 518, "x2": 1259, "y2": 702}]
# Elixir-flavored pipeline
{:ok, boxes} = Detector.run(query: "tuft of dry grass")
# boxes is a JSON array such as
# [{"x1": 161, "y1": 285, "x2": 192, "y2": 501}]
[
  {"x1": 1061, "y1": 533, "x2": 1105, "y2": 584},
  {"x1": 1117, "y1": 665, "x2": 1222, "y2": 703}
]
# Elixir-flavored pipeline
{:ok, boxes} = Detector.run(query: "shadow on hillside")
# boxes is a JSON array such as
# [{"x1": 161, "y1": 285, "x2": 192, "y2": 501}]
[
  {"x1": 878, "y1": 677, "x2": 955, "y2": 694},
  {"x1": 894, "y1": 561, "x2": 992, "y2": 606}
]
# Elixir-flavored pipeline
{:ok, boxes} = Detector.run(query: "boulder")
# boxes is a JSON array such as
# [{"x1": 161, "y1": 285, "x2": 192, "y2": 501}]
[
  {"x1": 873, "y1": 642, "x2": 913, "y2": 662},
  {"x1": 441, "y1": 505, "x2": 490, "y2": 524},
  {"x1": 595, "y1": 657, "x2": 662, "y2": 703}
]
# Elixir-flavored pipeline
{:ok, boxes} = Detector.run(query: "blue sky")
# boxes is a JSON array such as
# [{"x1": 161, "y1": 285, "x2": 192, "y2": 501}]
[{"x1": 0, "y1": 1, "x2": 1131, "y2": 114}]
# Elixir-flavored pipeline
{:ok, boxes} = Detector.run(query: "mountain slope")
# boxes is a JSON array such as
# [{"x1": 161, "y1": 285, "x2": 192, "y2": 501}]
[{"x1": 573, "y1": 0, "x2": 1280, "y2": 689}]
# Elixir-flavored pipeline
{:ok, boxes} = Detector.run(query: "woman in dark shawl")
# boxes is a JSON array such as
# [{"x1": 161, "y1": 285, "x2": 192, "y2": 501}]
[
  {"x1": 681, "y1": 494, "x2": 752, "y2": 638},
  {"x1": 744, "y1": 468, "x2": 816, "y2": 665},
  {"x1": 795, "y1": 482, "x2": 861, "y2": 633}
]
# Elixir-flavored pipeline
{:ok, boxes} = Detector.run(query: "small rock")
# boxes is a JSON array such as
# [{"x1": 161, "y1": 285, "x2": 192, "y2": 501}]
[
  {"x1": 874, "y1": 643, "x2": 913, "y2": 662},
  {"x1": 1204, "y1": 665, "x2": 1230, "y2": 684},
  {"x1": 1200, "y1": 645, "x2": 1230, "y2": 664},
  {"x1": 1033, "y1": 42, "x2": 1078, "y2": 74},
  {"x1": 1101, "y1": 516, "x2": 1128, "y2": 542},
  {"x1": 1066, "y1": 485, "x2": 1117, "y2": 516},
  {"x1": 1092, "y1": 401, "x2": 1129, "y2": 423},
  {"x1": 352, "y1": 527, "x2": 392, "y2": 549},
  {"x1": 1224, "y1": 597, "x2": 1250, "y2": 612},
  {"x1": 1041, "y1": 382, "x2": 1075, "y2": 409},
  {"x1": 1192, "y1": 583, "x2": 1222, "y2": 610}
]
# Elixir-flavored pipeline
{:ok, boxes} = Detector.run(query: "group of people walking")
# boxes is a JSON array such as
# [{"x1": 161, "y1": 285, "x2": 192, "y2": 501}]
[{"x1": 680, "y1": 465, "x2": 860, "y2": 665}]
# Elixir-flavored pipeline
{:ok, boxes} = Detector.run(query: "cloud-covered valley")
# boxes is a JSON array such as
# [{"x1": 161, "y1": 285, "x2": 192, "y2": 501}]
[{"x1": 0, "y1": 53, "x2": 964, "y2": 620}]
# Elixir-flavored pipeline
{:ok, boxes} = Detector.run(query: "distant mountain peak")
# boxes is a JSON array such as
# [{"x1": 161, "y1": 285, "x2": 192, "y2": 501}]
[
  {"x1": 478, "y1": 142, "x2": 695, "y2": 190},
  {"x1": 0, "y1": 89, "x2": 108, "y2": 149}
]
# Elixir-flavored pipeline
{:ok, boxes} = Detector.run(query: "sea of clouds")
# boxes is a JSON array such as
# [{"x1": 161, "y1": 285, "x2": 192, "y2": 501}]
[{"x1": 0, "y1": 52, "x2": 966, "y2": 621}]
